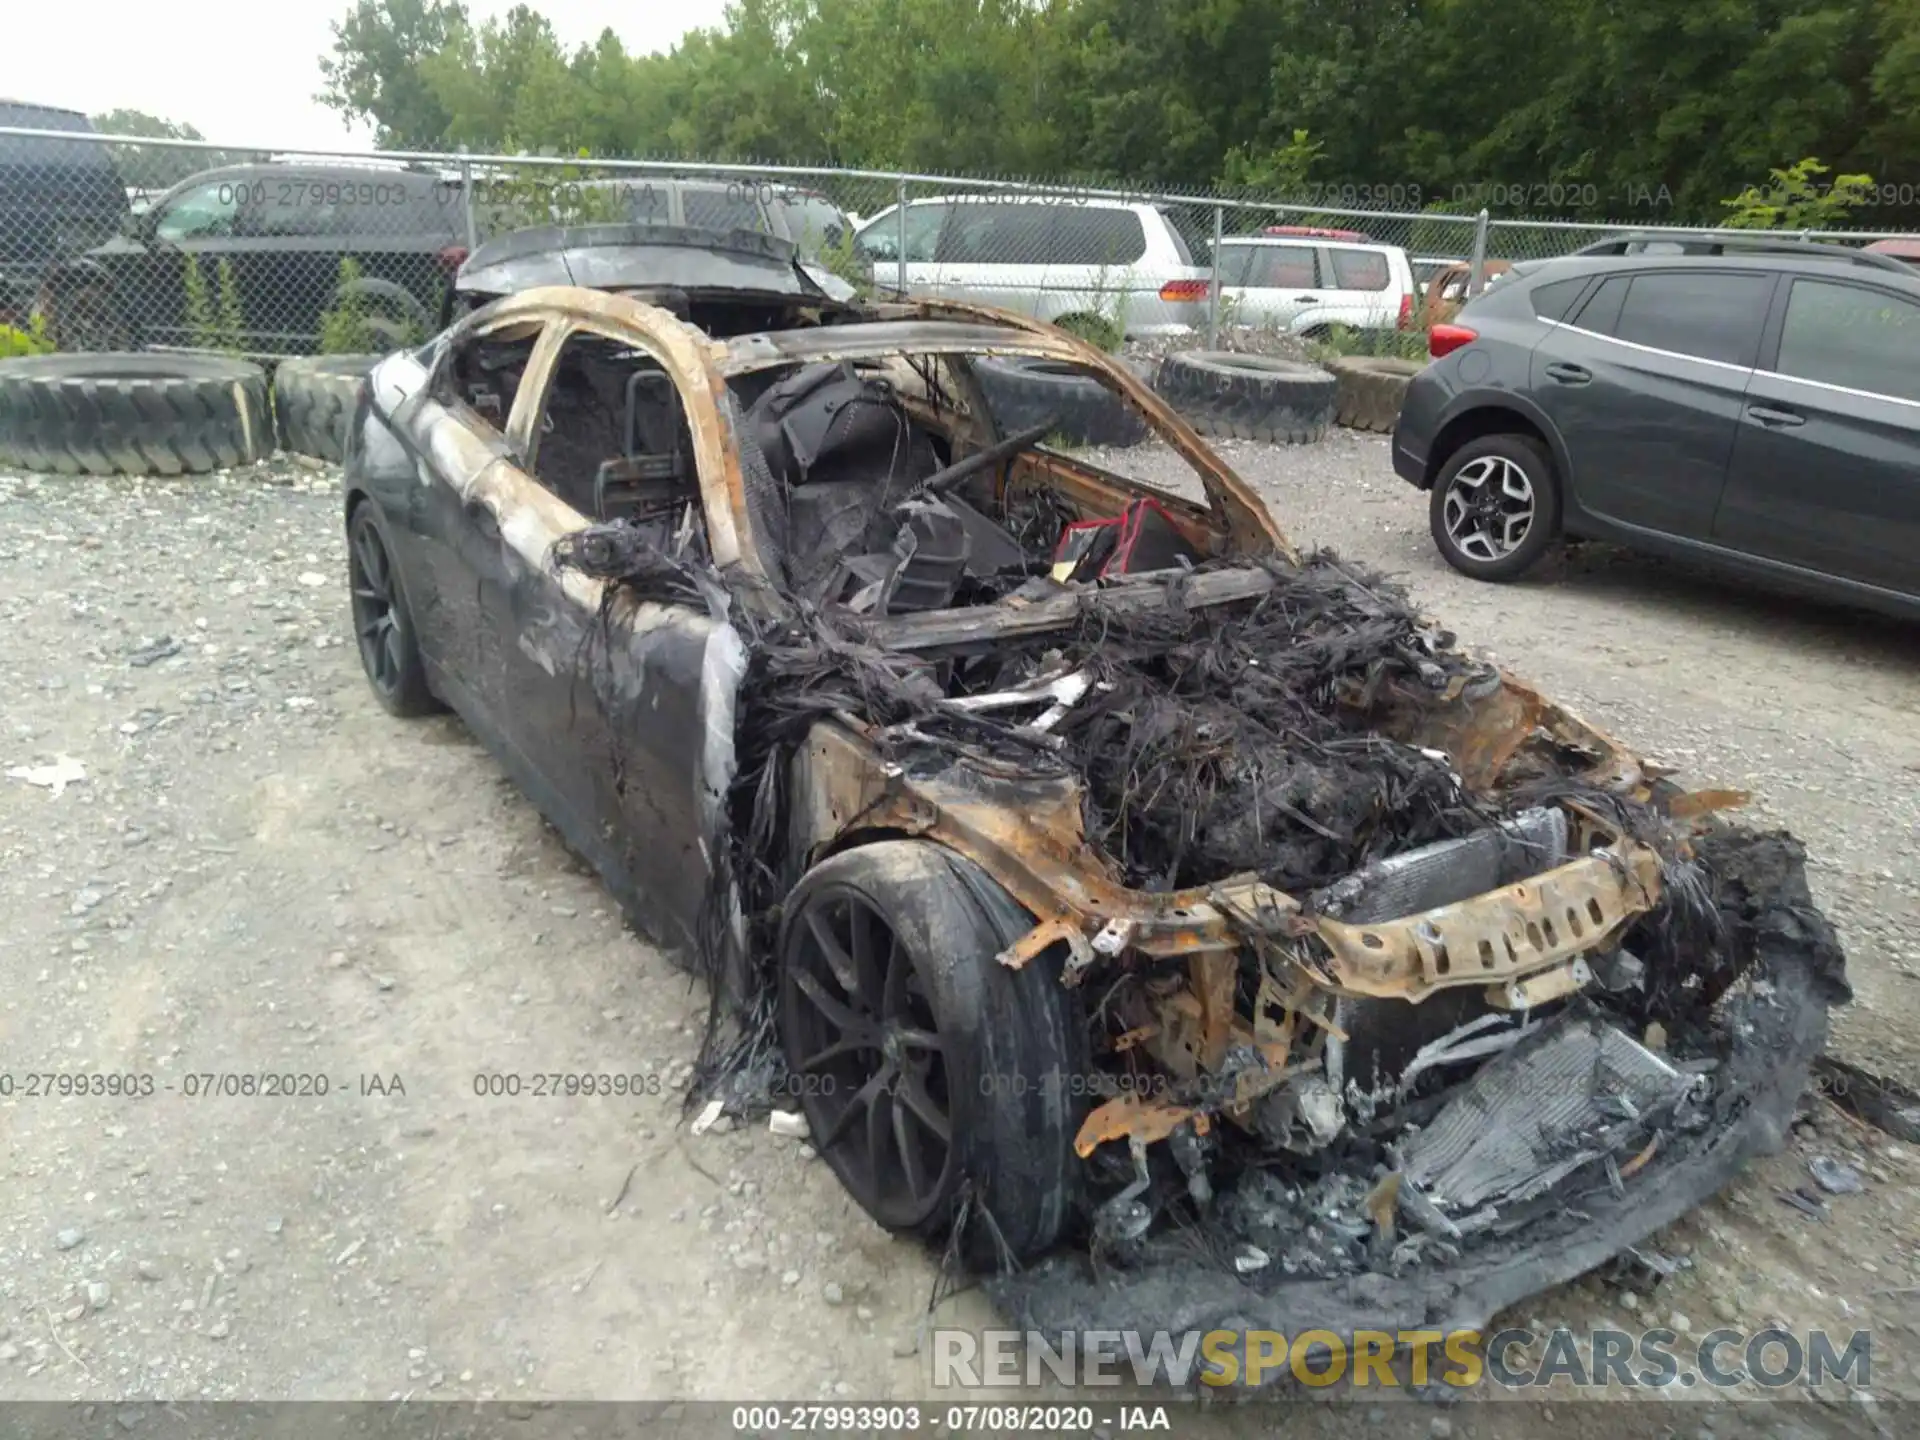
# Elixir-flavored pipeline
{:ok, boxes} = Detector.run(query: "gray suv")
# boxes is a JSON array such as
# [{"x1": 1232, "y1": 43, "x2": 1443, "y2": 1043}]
[{"x1": 1392, "y1": 239, "x2": 1920, "y2": 620}]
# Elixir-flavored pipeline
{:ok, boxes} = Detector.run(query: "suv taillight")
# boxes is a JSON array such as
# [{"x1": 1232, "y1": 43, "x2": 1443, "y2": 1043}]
[
  {"x1": 1396, "y1": 292, "x2": 1414, "y2": 330},
  {"x1": 1429, "y1": 323, "x2": 1478, "y2": 359},
  {"x1": 1159, "y1": 279, "x2": 1210, "y2": 303},
  {"x1": 435, "y1": 245, "x2": 469, "y2": 273}
]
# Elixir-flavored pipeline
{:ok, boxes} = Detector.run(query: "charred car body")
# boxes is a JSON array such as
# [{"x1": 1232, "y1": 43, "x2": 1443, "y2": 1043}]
[{"x1": 343, "y1": 223, "x2": 1846, "y2": 1363}]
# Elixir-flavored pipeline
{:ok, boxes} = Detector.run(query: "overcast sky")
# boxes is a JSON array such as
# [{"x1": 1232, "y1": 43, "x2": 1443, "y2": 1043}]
[{"x1": 10, "y1": 0, "x2": 730, "y2": 151}]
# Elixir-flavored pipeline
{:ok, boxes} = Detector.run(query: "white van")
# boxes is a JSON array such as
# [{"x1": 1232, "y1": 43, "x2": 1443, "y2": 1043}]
[
  {"x1": 854, "y1": 194, "x2": 1209, "y2": 338},
  {"x1": 1213, "y1": 232, "x2": 1418, "y2": 335}
]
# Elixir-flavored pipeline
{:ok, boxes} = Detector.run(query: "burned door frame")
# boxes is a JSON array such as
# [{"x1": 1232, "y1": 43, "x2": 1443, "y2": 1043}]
[
  {"x1": 395, "y1": 312, "x2": 557, "y2": 702},
  {"x1": 476, "y1": 308, "x2": 748, "y2": 954}
]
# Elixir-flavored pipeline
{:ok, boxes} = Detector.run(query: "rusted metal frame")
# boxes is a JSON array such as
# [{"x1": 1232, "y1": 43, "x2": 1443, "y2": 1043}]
[
  {"x1": 1308, "y1": 842, "x2": 1666, "y2": 1002},
  {"x1": 1382, "y1": 667, "x2": 1646, "y2": 796},
  {"x1": 446, "y1": 286, "x2": 770, "y2": 585},
  {"x1": 916, "y1": 301, "x2": 1295, "y2": 561},
  {"x1": 503, "y1": 320, "x2": 570, "y2": 465},
  {"x1": 810, "y1": 717, "x2": 1661, "y2": 1008},
  {"x1": 1074, "y1": 1100, "x2": 1209, "y2": 1157},
  {"x1": 717, "y1": 297, "x2": 1295, "y2": 561},
  {"x1": 1074, "y1": 1030, "x2": 1312, "y2": 1157},
  {"x1": 832, "y1": 761, "x2": 1665, "y2": 1009},
  {"x1": 1514, "y1": 676, "x2": 1648, "y2": 792},
  {"x1": 814, "y1": 780, "x2": 1259, "y2": 964}
]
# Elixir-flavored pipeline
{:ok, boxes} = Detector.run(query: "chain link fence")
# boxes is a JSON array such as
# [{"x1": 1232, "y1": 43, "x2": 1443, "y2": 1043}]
[{"x1": 3, "y1": 124, "x2": 1916, "y2": 360}]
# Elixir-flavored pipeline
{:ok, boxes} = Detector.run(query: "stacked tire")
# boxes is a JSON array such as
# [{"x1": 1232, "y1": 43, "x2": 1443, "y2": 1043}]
[
  {"x1": 1326, "y1": 356, "x2": 1423, "y2": 433},
  {"x1": 0, "y1": 354, "x2": 272, "y2": 475},
  {"x1": 1152, "y1": 352, "x2": 1336, "y2": 445},
  {"x1": 972, "y1": 354, "x2": 1152, "y2": 448},
  {"x1": 274, "y1": 354, "x2": 384, "y2": 463}
]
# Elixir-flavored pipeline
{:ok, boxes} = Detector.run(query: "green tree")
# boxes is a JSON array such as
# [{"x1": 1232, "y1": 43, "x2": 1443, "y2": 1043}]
[
  {"x1": 1219, "y1": 130, "x2": 1324, "y2": 195},
  {"x1": 91, "y1": 109, "x2": 250, "y2": 191},
  {"x1": 309, "y1": 0, "x2": 1920, "y2": 228},
  {"x1": 1722, "y1": 157, "x2": 1874, "y2": 229},
  {"x1": 319, "y1": 0, "x2": 470, "y2": 147}
]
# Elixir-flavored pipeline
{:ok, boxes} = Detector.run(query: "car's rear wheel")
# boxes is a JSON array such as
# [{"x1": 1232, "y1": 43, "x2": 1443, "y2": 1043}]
[
  {"x1": 347, "y1": 502, "x2": 439, "y2": 717},
  {"x1": 778, "y1": 840, "x2": 1082, "y2": 1262},
  {"x1": 1429, "y1": 433, "x2": 1561, "y2": 580}
]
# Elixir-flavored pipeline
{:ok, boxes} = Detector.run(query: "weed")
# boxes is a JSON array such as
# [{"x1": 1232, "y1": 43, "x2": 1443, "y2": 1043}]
[
  {"x1": 0, "y1": 313, "x2": 54, "y2": 356},
  {"x1": 182, "y1": 255, "x2": 245, "y2": 353},
  {"x1": 1307, "y1": 323, "x2": 1428, "y2": 365}
]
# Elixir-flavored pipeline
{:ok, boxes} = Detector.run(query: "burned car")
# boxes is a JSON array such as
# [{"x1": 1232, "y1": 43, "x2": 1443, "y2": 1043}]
[{"x1": 343, "y1": 223, "x2": 1845, "y2": 1359}]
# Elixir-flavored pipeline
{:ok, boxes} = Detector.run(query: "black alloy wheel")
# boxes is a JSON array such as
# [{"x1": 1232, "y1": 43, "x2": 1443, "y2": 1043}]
[
  {"x1": 783, "y1": 884, "x2": 954, "y2": 1230},
  {"x1": 776, "y1": 841, "x2": 1084, "y2": 1261}
]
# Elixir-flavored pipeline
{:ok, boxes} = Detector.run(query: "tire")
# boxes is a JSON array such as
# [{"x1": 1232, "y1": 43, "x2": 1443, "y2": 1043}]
[
  {"x1": 347, "y1": 500, "x2": 439, "y2": 717},
  {"x1": 1428, "y1": 433, "x2": 1562, "y2": 581},
  {"x1": 276, "y1": 354, "x2": 381, "y2": 463},
  {"x1": 0, "y1": 353, "x2": 270, "y2": 476},
  {"x1": 778, "y1": 840, "x2": 1084, "y2": 1263},
  {"x1": 973, "y1": 354, "x2": 1149, "y2": 448},
  {"x1": 1153, "y1": 351, "x2": 1336, "y2": 444},
  {"x1": 1326, "y1": 355, "x2": 1423, "y2": 433}
]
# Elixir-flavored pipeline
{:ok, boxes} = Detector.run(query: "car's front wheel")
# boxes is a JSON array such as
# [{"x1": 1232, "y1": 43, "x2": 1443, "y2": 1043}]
[
  {"x1": 1429, "y1": 433, "x2": 1561, "y2": 580},
  {"x1": 777, "y1": 840, "x2": 1083, "y2": 1262}
]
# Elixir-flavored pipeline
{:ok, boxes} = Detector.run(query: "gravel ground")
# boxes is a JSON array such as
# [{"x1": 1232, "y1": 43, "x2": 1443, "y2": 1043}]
[{"x1": 2, "y1": 440, "x2": 1916, "y2": 1432}]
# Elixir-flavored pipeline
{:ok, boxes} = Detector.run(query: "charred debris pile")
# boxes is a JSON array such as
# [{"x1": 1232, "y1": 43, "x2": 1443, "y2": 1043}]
[
  {"x1": 746, "y1": 545, "x2": 1512, "y2": 897},
  {"x1": 555, "y1": 515, "x2": 1849, "y2": 1292}
]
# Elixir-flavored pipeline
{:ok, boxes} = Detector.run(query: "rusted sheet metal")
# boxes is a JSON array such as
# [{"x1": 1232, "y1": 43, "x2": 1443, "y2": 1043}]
[
  {"x1": 1073, "y1": 1036, "x2": 1309, "y2": 1154},
  {"x1": 1386, "y1": 668, "x2": 1645, "y2": 794},
  {"x1": 1389, "y1": 674, "x2": 1542, "y2": 793},
  {"x1": 1075, "y1": 1098, "x2": 1208, "y2": 1158},
  {"x1": 1190, "y1": 951, "x2": 1238, "y2": 1071},
  {"x1": 1311, "y1": 843, "x2": 1664, "y2": 1002},
  {"x1": 793, "y1": 700, "x2": 1664, "y2": 1011},
  {"x1": 997, "y1": 916, "x2": 1091, "y2": 974},
  {"x1": 1486, "y1": 956, "x2": 1595, "y2": 1011},
  {"x1": 1666, "y1": 788, "x2": 1751, "y2": 821}
]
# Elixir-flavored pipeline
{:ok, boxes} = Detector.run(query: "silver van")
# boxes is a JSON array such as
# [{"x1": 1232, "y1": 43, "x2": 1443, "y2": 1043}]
[{"x1": 854, "y1": 194, "x2": 1209, "y2": 338}]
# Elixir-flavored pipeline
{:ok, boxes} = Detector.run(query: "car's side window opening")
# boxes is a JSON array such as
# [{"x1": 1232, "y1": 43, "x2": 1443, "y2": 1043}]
[
  {"x1": 434, "y1": 322, "x2": 541, "y2": 428},
  {"x1": 530, "y1": 331, "x2": 700, "y2": 535}
]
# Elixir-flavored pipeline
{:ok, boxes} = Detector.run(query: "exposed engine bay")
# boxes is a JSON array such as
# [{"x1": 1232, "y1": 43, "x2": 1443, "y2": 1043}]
[{"x1": 529, "y1": 318, "x2": 1845, "y2": 1361}]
